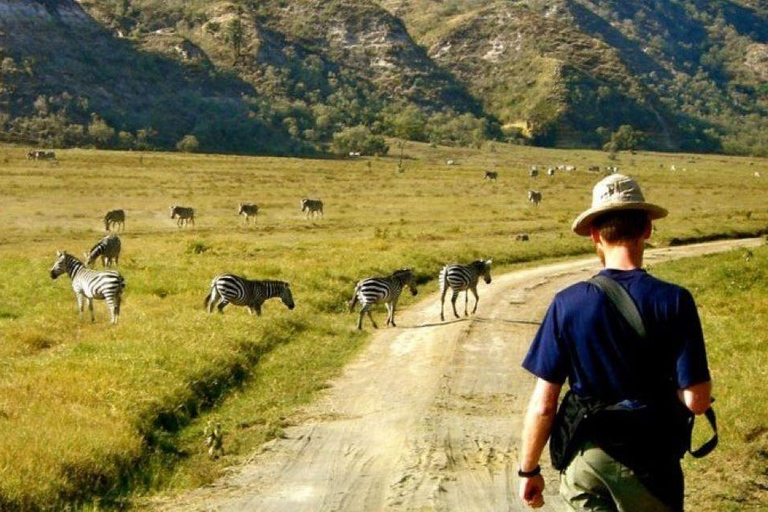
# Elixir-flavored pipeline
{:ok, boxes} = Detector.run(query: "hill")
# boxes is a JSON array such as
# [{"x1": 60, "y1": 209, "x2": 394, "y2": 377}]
[{"x1": 1, "y1": 0, "x2": 767, "y2": 154}]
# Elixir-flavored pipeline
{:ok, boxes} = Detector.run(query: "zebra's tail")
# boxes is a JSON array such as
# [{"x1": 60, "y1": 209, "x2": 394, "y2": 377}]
[
  {"x1": 348, "y1": 283, "x2": 361, "y2": 312},
  {"x1": 439, "y1": 265, "x2": 448, "y2": 294},
  {"x1": 204, "y1": 290, "x2": 213, "y2": 310}
]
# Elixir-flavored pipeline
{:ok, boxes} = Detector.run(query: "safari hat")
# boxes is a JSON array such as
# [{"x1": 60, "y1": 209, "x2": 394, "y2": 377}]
[{"x1": 572, "y1": 173, "x2": 667, "y2": 236}]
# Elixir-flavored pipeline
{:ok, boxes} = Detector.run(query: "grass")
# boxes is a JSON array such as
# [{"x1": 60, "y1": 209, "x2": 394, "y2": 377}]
[
  {"x1": 654, "y1": 247, "x2": 768, "y2": 511},
  {"x1": 1, "y1": 141, "x2": 768, "y2": 509}
]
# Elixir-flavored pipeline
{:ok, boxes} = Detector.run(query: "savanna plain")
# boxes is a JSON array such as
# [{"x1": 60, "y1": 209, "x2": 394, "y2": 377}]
[{"x1": 0, "y1": 142, "x2": 767, "y2": 511}]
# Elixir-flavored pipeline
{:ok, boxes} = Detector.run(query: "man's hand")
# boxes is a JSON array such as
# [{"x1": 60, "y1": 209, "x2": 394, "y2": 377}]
[{"x1": 519, "y1": 474, "x2": 545, "y2": 508}]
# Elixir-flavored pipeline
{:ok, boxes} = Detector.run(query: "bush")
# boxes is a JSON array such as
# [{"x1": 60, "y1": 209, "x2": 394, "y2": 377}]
[
  {"x1": 176, "y1": 134, "x2": 200, "y2": 153},
  {"x1": 331, "y1": 126, "x2": 389, "y2": 156}
]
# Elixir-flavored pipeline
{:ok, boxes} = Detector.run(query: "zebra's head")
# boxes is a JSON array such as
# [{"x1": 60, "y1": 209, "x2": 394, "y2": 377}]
[
  {"x1": 169, "y1": 206, "x2": 177, "y2": 218},
  {"x1": 300, "y1": 199, "x2": 308, "y2": 211},
  {"x1": 394, "y1": 268, "x2": 418, "y2": 296},
  {"x1": 84, "y1": 251, "x2": 97, "y2": 267},
  {"x1": 279, "y1": 282, "x2": 295, "y2": 310},
  {"x1": 472, "y1": 260, "x2": 492, "y2": 284},
  {"x1": 50, "y1": 251, "x2": 73, "y2": 279}
]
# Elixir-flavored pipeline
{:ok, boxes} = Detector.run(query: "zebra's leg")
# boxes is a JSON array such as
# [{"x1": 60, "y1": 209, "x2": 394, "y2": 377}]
[
  {"x1": 388, "y1": 302, "x2": 397, "y2": 327},
  {"x1": 88, "y1": 298, "x2": 95, "y2": 322},
  {"x1": 464, "y1": 290, "x2": 469, "y2": 316},
  {"x1": 253, "y1": 302, "x2": 262, "y2": 317},
  {"x1": 367, "y1": 308, "x2": 378, "y2": 329},
  {"x1": 440, "y1": 286, "x2": 448, "y2": 321},
  {"x1": 471, "y1": 286, "x2": 480, "y2": 314},
  {"x1": 76, "y1": 293, "x2": 85, "y2": 318},
  {"x1": 217, "y1": 300, "x2": 229, "y2": 314},
  {"x1": 451, "y1": 290, "x2": 460, "y2": 319}
]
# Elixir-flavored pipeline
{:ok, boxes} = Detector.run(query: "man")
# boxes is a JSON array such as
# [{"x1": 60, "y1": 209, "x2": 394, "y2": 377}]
[{"x1": 517, "y1": 174, "x2": 712, "y2": 511}]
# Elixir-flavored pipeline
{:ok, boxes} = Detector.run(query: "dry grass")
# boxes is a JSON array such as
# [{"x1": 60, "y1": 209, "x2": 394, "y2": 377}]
[{"x1": 1, "y1": 142, "x2": 767, "y2": 509}]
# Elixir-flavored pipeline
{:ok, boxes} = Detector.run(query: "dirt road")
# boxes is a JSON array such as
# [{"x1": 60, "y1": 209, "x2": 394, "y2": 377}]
[{"x1": 157, "y1": 239, "x2": 762, "y2": 512}]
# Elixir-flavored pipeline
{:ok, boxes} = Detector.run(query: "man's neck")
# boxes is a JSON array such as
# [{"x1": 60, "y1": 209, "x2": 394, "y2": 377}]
[{"x1": 601, "y1": 242, "x2": 644, "y2": 270}]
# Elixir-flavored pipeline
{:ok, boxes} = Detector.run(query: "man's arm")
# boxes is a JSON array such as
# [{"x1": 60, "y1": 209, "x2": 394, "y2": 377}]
[
  {"x1": 518, "y1": 378, "x2": 562, "y2": 508},
  {"x1": 679, "y1": 380, "x2": 712, "y2": 415}
]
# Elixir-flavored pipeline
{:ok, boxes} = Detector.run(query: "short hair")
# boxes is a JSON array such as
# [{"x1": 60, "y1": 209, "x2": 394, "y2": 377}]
[{"x1": 592, "y1": 210, "x2": 651, "y2": 243}]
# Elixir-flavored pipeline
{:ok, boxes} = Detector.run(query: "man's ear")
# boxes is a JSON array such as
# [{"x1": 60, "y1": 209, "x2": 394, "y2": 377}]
[
  {"x1": 590, "y1": 226, "x2": 601, "y2": 245},
  {"x1": 643, "y1": 219, "x2": 653, "y2": 240}
]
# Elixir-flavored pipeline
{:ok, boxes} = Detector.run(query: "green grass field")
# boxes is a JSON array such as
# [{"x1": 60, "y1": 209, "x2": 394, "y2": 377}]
[{"x1": 1, "y1": 142, "x2": 767, "y2": 510}]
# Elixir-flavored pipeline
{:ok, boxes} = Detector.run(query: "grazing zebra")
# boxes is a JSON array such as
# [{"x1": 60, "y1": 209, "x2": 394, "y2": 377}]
[
  {"x1": 439, "y1": 260, "x2": 492, "y2": 321},
  {"x1": 84, "y1": 234, "x2": 121, "y2": 268},
  {"x1": 104, "y1": 209, "x2": 125, "y2": 232},
  {"x1": 205, "y1": 274, "x2": 295, "y2": 316},
  {"x1": 529, "y1": 168, "x2": 539, "y2": 178},
  {"x1": 484, "y1": 171, "x2": 498, "y2": 181},
  {"x1": 301, "y1": 198, "x2": 323, "y2": 219},
  {"x1": 50, "y1": 251, "x2": 125, "y2": 324},
  {"x1": 170, "y1": 205, "x2": 195, "y2": 227},
  {"x1": 349, "y1": 268, "x2": 418, "y2": 330},
  {"x1": 238, "y1": 203, "x2": 259, "y2": 223},
  {"x1": 547, "y1": 168, "x2": 556, "y2": 176},
  {"x1": 527, "y1": 190, "x2": 542, "y2": 206}
]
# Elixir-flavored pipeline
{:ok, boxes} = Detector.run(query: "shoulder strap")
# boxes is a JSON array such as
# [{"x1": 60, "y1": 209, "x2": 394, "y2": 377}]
[{"x1": 588, "y1": 275, "x2": 647, "y2": 340}]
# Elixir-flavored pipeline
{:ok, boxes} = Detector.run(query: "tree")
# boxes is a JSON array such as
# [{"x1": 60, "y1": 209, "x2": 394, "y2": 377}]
[
  {"x1": 331, "y1": 126, "x2": 388, "y2": 156},
  {"x1": 176, "y1": 134, "x2": 200, "y2": 153},
  {"x1": 604, "y1": 125, "x2": 644, "y2": 152},
  {"x1": 88, "y1": 114, "x2": 116, "y2": 148},
  {"x1": 225, "y1": 9, "x2": 246, "y2": 64}
]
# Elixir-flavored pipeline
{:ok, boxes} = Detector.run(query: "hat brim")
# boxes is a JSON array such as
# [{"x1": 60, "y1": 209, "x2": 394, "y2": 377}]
[{"x1": 572, "y1": 202, "x2": 668, "y2": 236}]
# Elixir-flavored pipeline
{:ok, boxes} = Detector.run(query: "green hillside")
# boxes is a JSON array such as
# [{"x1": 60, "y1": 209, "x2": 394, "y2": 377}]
[{"x1": 1, "y1": 0, "x2": 768, "y2": 154}]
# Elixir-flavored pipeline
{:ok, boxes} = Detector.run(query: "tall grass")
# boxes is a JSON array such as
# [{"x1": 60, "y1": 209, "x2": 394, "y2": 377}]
[{"x1": 1, "y1": 142, "x2": 767, "y2": 509}]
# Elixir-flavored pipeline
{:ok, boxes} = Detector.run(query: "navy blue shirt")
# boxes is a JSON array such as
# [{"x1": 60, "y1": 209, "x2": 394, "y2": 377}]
[{"x1": 522, "y1": 268, "x2": 710, "y2": 402}]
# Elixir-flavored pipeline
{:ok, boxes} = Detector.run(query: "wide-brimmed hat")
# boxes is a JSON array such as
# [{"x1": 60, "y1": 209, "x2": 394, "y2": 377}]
[{"x1": 572, "y1": 174, "x2": 668, "y2": 236}]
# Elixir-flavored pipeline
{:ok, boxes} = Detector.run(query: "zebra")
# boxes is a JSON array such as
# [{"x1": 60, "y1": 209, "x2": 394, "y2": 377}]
[
  {"x1": 170, "y1": 205, "x2": 195, "y2": 227},
  {"x1": 439, "y1": 260, "x2": 492, "y2": 321},
  {"x1": 301, "y1": 198, "x2": 323, "y2": 219},
  {"x1": 104, "y1": 209, "x2": 125, "y2": 232},
  {"x1": 205, "y1": 274, "x2": 295, "y2": 316},
  {"x1": 84, "y1": 234, "x2": 121, "y2": 268},
  {"x1": 484, "y1": 171, "x2": 498, "y2": 181},
  {"x1": 529, "y1": 168, "x2": 539, "y2": 178},
  {"x1": 527, "y1": 190, "x2": 542, "y2": 206},
  {"x1": 238, "y1": 203, "x2": 259, "y2": 223},
  {"x1": 50, "y1": 251, "x2": 125, "y2": 324},
  {"x1": 349, "y1": 268, "x2": 418, "y2": 330}
]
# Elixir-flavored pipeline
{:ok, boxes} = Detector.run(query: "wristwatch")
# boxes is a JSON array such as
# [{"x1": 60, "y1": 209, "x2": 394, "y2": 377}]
[{"x1": 517, "y1": 465, "x2": 541, "y2": 478}]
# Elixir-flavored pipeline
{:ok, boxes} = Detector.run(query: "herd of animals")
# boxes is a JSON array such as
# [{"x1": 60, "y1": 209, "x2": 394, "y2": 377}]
[
  {"x1": 46, "y1": 158, "x2": 600, "y2": 329},
  {"x1": 50, "y1": 203, "x2": 493, "y2": 329}
]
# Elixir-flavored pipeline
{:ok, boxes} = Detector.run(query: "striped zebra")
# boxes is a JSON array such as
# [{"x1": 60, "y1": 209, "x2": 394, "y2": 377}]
[
  {"x1": 84, "y1": 234, "x2": 121, "y2": 268},
  {"x1": 205, "y1": 274, "x2": 295, "y2": 316},
  {"x1": 439, "y1": 260, "x2": 492, "y2": 321},
  {"x1": 349, "y1": 268, "x2": 418, "y2": 330},
  {"x1": 484, "y1": 171, "x2": 498, "y2": 181},
  {"x1": 527, "y1": 190, "x2": 542, "y2": 206},
  {"x1": 104, "y1": 209, "x2": 125, "y2": 232},
  {"x1": 50, "y1": 251, "x2": 125, "y2": 324},
  {"x1": 301, "y1": 198, "x2": 323, "y2": 219},
  {"x1": 238, "y1": 203, "x2": 259, "y2": 223},
  {"x1": 170, "y1": 205, "x2": 195, "y2": 227}
]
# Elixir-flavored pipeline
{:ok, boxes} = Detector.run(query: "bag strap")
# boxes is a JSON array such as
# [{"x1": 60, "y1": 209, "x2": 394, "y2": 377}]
[
  {"x1": 588, "y1": 275, "x2": 647, "y2": 340},
  {"x1": 689, "y1": 407, "x2": 719, "y2": 458}
]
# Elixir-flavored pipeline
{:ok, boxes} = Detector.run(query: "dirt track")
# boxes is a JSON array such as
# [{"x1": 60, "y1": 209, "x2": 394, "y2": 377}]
[{"x1": 156, "y1": 239, "x2": 762, "y2": 512}]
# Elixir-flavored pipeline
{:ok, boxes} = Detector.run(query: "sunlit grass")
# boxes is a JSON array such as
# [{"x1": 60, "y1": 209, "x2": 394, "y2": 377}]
[{"x1": 1, "y1": 142, "x2": 767, "y2": 509}]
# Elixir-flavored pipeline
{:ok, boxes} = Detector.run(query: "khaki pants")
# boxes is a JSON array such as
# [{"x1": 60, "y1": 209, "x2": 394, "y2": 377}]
[{"x1": 560, "y1": 442, "x2": 676, "y2": 512}]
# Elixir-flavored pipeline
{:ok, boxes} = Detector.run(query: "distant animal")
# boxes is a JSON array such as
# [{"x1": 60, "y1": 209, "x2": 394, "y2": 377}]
[
  {"x1": 754, "y1": 172, "x2": 761, "y2": 178},
  {"x1": 588, "y1": 166, "x2": 600, "y2": 172},
  {"x1": 484, "y1": 171, "x2": 498, "y2": 181},
  {"x1": 439, "y1": 260, "x2": 492, "y2": 321},
  {"x1": 527, "y1": 190, "x2": 542, "y2": 206},
  {"x1": 349, "y1": 151, "x2": 361, "y2": 157},
  {"x1": 84, "y1": 234, "x2": 121, "y2": 268},
  {"x1": 529, "y1": 169, "x2": 539, "y2": 178},
  {"x1": 27, "y1": 150, "x2": 56, "y2": 160},
  {"x1": 446, "y1": 159, "x2": 456, "y2": 166},
  {"x1": 670, "y1": 165, "x2": 677, "y2": 171},
  {"x1": 170, "y1": 205, "x2": 195, "y2": 227},
  {"x1": 301, "y1": 198, "x2": 324, "y2": 219},
  {"x1": 565, "y1": 165, "x2": 576, "y2": 172},
  {"x1": 104, "y1": 209, "x2": 125, "y2": 232},
  {"x1": 238, "y1": 203, "x2": 259, "y2": 223},
  {"x1": 205, "y1": 274, "x2": 295, "y2": 316},
  {"x1": 605, "y1": 166, "x2": 619, "y2": 174},
  {"x1": 349, "y1": 268, "x2": 418, "y2": 330},
  {"x1": 515, "y1": 233, "x2": 530, "y2": 241},
  {"x1": 547, "y1": 168, "x2": 556, "y2": 176},
  {"x1": 50, "y1": 251, "x2": 125, "y2": 324}
]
